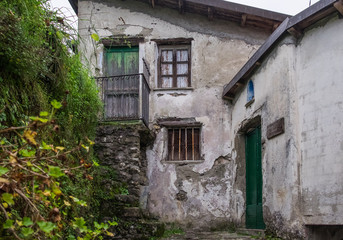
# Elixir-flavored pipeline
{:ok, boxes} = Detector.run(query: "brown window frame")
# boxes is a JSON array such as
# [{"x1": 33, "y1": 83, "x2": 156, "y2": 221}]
[
  {"x1": 158, "y1": 45, "x2": 191, "y2": 88},
  {"x1": 167, "y1": 127, "x2": 201, "y2": 161}
]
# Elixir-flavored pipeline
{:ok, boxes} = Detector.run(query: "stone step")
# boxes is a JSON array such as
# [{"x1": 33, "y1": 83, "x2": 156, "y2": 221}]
[
  {"x1": 120, "y1": 207, "x2": 152, "y2": 218},
  {"x1": 113, "y1": 194, "x2": 139, "y2": 206},
  {"x1": 121, "y1": 207, "x2": 143, "y2": 218},
  {"x1": 161, "y1": 231, "x2": 254, "y2": 240},
  {"x1": 111, "y1": 219, "x2": 165, "y2": 240},
  {"x1": 237, "y1": 228, "x2": 265, "y2": 238}
]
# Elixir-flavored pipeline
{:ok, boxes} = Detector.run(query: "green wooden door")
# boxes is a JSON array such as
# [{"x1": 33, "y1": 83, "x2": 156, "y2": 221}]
[
  {"x1": 105, "y1": 47, "x2": 139, "y2": 76},
  {"x1": 103, "y1": 47, "x2": 139, "y2": 119},
  {"x1": 246, "y1": 126, "x2": 265, "y2": 229}
]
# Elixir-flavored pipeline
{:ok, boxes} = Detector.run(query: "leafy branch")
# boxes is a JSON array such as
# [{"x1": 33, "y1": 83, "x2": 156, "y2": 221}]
[{"x1": 0, "y1": 101, "x2": 115, "y2": 239}]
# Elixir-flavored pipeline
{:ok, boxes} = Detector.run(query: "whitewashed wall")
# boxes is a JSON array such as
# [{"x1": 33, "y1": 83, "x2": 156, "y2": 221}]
[
  {"x1": 231, "y1": 14, "x2": 343, "y2": 238},
  {"x1": 296, "y1": 16, "x2": 343, "y2": 225},
  {"x1": 230, "y1": 41, "x2": 302, "y2": 238}
]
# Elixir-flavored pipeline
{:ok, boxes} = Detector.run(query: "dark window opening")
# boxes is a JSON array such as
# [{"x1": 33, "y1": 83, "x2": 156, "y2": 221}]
[{"x1": 167, "y1": 127, "x2": 200, "y2": 161}]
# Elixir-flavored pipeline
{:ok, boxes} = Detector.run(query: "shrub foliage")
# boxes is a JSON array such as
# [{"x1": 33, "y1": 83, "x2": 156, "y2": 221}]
[{"x1": 0, "y1": 0, "x2": 109, "y2": 239}]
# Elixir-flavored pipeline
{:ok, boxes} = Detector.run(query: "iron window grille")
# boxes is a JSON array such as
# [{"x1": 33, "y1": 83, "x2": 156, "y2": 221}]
[{"x1": 167, "y1": 127, "x2": 201, "y2": 161}]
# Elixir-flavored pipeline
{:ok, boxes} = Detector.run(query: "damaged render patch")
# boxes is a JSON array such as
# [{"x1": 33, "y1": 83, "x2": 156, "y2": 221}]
[
  {"x1": 264, "y1": 209, "x2": 305, "y2": 239},
  {"x1": 176, "y1": 190, "x2": 188, "y2": 201},
  {"x1": 168, "y1": 92, "x2": 187, "y2": 97},
  {"x1": 170, "y1": 154, "x2": 235, "y2": 228}
]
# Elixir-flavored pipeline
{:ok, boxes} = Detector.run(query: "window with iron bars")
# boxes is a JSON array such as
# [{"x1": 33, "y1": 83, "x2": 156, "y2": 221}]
[{"x1": 167, "y1": 127, "x2": 201, "y2": 161}]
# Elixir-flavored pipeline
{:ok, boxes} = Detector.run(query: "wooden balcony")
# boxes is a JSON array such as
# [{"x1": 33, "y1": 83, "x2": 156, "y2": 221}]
[{"x1": 96, "y1": 59, "x2": 150, "y2": 126}]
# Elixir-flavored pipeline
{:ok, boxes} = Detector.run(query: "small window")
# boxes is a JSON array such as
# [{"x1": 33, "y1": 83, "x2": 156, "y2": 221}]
[
  {"x1": 158, "y1": 45, "x2": 191, "y2": 88},
  {"x1": 167, "y1": 127, "x2": 200, "y2": 161},
  {"x1": 247, "y1": 80, "x2": 254, "y2": 102}
]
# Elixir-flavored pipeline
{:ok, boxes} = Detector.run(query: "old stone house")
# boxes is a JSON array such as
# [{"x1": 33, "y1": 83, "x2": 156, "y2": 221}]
[
  {"x1": 223, "y1": 0, "x2": 343, "y2": 239},
  {"x1": 69, "y1": 0, "x2": 343, "y2": 239}
]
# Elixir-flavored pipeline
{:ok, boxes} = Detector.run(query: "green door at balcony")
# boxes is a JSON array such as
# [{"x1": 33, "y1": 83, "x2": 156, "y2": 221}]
[
  {"x1": 105, "y1": 47, "x2": 139, "y2": 76},
  {"x1": 246, "y1": 126, "x2": 265, "y2": 229}
]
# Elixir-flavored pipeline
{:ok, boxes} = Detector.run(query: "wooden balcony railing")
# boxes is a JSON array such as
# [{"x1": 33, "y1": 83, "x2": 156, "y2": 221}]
[{"x1": 96, "y1": 59, "x2": 150, "y2": 126}]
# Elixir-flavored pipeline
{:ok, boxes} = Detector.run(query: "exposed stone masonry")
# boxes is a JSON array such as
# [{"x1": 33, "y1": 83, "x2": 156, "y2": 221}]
[
  {"x1": 95, "y1": 122, "x2": 151, "y2": 199},
  {"x1": 94, "y1": 122, "x2": 164, "y2": 239}
]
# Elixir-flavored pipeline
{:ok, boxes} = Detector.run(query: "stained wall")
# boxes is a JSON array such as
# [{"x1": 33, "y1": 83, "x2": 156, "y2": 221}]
[
  {"x1": 231, "y1": 14, "x2": 343, "y2": 239},
  {"x1": 78, "y1": 0, "x2": 270, "y2": 229}
]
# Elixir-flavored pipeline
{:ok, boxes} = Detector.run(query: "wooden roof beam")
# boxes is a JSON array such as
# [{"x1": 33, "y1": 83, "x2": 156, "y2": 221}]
[
  {"x1": 223, "y1": 93, "x2": 235, "y2": 101},
  {"x1": 208, "y1": 7, "x2": 214, "y2": 21},
  {"x1": 186, "y1": 0, "x2": 290, "y2": 21},
  {"x1": 178, "y1": 0, "x2": 185, "y2": 13},
  {"x1": 272, "y1": 22, "x2": 280, "y2": 31},
  {"x1": 235, "y1": 82, "x2": 244, "y2": 88},
  {"x1": 149, "y1": 0, "x2": 155, "y2": 8},
  {"x1": 334, "y1": 0, "x2": 343, "y2": 16},
  {"x1": 287, "y1": 26, "x2": 303, "y2": 38},
  {"x1": 241, "y1": 14, "x2": 247, "y2": 26}
]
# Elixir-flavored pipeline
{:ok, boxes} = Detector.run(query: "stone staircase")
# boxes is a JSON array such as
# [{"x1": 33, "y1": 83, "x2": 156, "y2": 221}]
[
  {"x1": 159, "y1": 228, "x2": 266, "y2": 240},
  {"x1": 237, "y1": 228, "x2": 265, "y2": 238},
  {"x1": 108, "y1": 198, "x2": 164, "y2": 240},
  {"x1": 160, "y1": 231, "x2": 256, "y2": 240}
]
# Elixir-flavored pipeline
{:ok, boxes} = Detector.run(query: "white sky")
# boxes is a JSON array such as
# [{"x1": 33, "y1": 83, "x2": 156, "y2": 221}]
[
  {"x1": 49, "y1": 0, "x2": 321, "y2": 26},
  {"x1": 49, "y1": 0, "x2": 77, "y2": 28}
]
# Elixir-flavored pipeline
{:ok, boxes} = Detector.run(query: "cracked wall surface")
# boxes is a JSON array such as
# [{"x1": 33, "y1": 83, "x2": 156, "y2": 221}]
[
  {"x1": 78, "y1": 0, "x2": 270, "y2": 229},
  {"x1": 78, "y1": 0, "x2": 343, "y2": 237}
]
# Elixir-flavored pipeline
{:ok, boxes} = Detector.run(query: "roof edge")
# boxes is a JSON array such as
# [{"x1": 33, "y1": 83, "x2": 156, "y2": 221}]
[
  {"x1": 68, "y1": 0, "x2": 78, "y2": 15},
  {"x1": 223, "y1": 0, "x2": 340, "y2": 99},
  {"x1": 186, "y1": 0, "x2": 290, "y2": 21},
  {"x1": 223, "y1": 17, "x2": 290, "y2": 98}
]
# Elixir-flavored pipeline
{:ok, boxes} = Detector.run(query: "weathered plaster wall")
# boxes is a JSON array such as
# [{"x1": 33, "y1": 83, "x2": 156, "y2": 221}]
[
  {"x1": 78, "y1": 0, "x2": 270, "y2": 229},
  {"x1": 231, "y1": 14, "x2": 343, "y2": 239},
  {"x1": 296, "y1": 16, "x2": 343, "y2": 225},
  {"x1": 77, "y1": 0, "x2": 343, "y2": 236},
  {"x1": 78, "y1": 0, "x2": 267, "y2": 75}
]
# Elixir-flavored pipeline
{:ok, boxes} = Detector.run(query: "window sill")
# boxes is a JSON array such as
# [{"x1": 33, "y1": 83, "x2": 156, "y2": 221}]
[
  {"x1": 153, "y1": 87, "x2": 194, "y2": 91},
  {"x1": 162, "y1": 160, "x2": 204, "y2": 164},
  {"x1": 245, "y1": 98, "x2": 255, "y2": 108}
]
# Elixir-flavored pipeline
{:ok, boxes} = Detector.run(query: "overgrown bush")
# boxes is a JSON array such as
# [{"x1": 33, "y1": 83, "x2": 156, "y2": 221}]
[
  {"x1": 0, "y1": 0, "x2": 107, "y2": 239},
  {"x1": 0, "y1": 102, "x2": 116, "y2": 239},
  {"x1": 0, "y1": 0, "x2": 102, "y2": 143}
]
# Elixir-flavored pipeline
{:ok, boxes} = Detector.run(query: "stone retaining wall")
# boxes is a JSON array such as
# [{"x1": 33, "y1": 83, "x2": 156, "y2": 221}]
[{"x1": 93, "y1": 121, "x2": 163, "y2": 239}]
